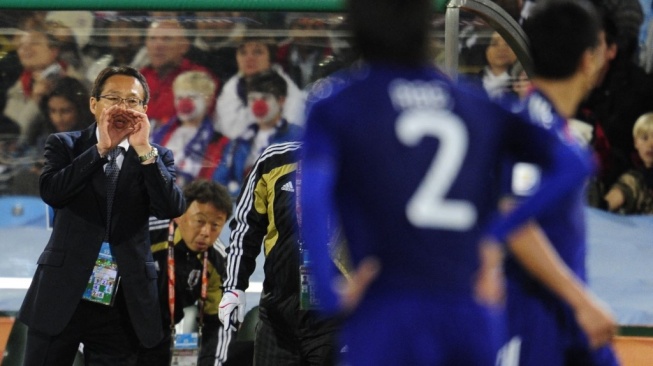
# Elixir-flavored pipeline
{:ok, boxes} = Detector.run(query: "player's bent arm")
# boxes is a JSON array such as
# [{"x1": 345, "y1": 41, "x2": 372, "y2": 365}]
[
  {"x1": 506, "y1": 221, "x2": 617, "y2": 349},
  {"x1": 490, "y1": 141, "x2": 591, "y2": 242}
]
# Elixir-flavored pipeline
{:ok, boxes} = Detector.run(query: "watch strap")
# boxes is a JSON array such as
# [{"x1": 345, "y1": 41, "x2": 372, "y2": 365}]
[{"x1": 138, "y1": 147, "x2": 158, "y2": 162}]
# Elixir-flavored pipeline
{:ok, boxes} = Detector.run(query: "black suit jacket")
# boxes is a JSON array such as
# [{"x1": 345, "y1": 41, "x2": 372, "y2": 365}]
[{"x1": 18, "y1": 123, "x2": 186, "y2": 347}]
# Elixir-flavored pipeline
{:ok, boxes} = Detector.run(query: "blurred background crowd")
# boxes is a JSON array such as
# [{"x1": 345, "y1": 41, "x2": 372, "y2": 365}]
[{"x1": 0, "y1": 0, "x2": 651, "y2": 215}]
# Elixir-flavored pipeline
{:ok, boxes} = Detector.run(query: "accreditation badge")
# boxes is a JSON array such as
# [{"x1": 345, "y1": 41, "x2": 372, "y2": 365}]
[
  {"x1": 82, "y1": 241, "x2": 120, "y2": 306},
  {"x1": 171, "y1": 333, "x2": 199, "y2": 366},
  {"x1": 299, "y1": 248, "x2": 320, "y2": 310}
]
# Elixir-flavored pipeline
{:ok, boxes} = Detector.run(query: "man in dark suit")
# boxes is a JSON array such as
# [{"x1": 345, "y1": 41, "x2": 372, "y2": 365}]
[{"x1": 18, "y1": 65, "x2": 186, "y2": 365}]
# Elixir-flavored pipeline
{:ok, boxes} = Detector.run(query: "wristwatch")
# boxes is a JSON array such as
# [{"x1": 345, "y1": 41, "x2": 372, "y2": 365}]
[{"x1": 138, "y1": 147, "x2": 158, "y2": 162}]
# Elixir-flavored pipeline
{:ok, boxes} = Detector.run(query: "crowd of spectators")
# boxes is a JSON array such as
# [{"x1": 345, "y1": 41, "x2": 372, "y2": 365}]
[
  {"x1": 0, "y1": 3, "x2": 651, "y2": 216},
  {"x1": 0, "y1": 10, "x2": 335, "y2": 197}
]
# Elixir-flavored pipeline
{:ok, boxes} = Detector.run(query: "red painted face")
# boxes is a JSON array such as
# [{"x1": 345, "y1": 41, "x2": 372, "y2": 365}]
[
  {"x1": 247, "y1": 92, "x2": 280, "y2": 126},
  {"x1": 174, "y1": 92, "x2": 207, "y2": 122},
  {"x1": 177, "y1": 97, "x2": 195, "y2": 115},
  {"x1": 251, "y1": 99, "x2": 269, "y2": 118}
]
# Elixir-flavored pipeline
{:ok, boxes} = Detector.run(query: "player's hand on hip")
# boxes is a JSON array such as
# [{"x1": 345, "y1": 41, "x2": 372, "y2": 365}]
[
  {"x1": 474, "y1": 239, "x2": 506, "y2": 307},
  {"x1": 335, "y1": 256, "x2": 380, "y2": 313},
  {"x1": 219, "y1": 289, "x2": 246, "y2": 325}
]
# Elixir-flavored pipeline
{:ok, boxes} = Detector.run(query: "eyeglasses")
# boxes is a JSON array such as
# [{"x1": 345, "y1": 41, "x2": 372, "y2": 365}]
[
  {"x1": 98, "y1": 95, "x2": 144, "y2": 108},
  {"x1": 189, "y1": 218, "x2": 223, "y2": 233}
]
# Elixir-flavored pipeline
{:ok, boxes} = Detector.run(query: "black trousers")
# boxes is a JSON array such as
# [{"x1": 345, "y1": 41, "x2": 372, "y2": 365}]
[
  {"x1": 253, "y1": 319, "x2": 337, "y2": 366},
  {"x1": 23, "y1": 288, "x2": 140, "y2": 366}
]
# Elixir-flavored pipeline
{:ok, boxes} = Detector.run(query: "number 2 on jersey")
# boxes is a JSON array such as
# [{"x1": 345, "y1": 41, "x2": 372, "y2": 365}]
[{"x1": 396, "y1": 108, "x2": 477, "y2": 230}]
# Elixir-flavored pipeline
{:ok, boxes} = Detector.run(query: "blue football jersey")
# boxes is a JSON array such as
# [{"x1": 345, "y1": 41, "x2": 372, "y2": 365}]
[
  {"x1": 301, "y1": 62, "x2": 592, "y2": 313},
  {"x1": 501, "y1": 91, "x2": 617, "y2": 366},
  {"x1": 505, "y1": 90, "x2": 593, "y2": 283}
]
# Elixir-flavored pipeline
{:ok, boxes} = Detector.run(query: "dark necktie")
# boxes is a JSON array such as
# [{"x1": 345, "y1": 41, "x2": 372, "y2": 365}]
[{"x1": 105, "y1": 148, "x2": 121, "y2": 241}]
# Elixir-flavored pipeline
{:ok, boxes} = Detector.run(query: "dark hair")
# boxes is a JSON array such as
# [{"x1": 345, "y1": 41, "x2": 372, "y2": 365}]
[
  {"x1": 27, "y1": 77, "x2": 93, "y2": 146},
  {"x1": 39, "y1": 77, "x2": 94, "y2": 128},
  {"x1": 523, "y1": 0, "x2": 601, "y2": 79},
  {"x1": 348, "y1": 0, "x2": 432, "y2": 65},
  {"x1": 237, "y1": 35, "x2": 277, "y2": 65},
  {"x1": 183, "y1": 179, "x2": 233, "y2": 218},
  {"x1": 600, "y1": 11, "x2": 618, "y2": 47},
  {"x1": 91, "y1": 65, "x2": 150, "y2": 104},
  {"x1": 246, "y1": 70, "x2": 288, "y2": 98}
]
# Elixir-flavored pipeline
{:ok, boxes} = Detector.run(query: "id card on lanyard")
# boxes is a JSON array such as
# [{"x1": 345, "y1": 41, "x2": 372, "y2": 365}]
[{"x1": 82, "y1": 241, "x2": 120, "y2": 306}]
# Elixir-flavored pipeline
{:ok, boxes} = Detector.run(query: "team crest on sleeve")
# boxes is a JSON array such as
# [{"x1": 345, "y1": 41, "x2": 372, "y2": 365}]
[
  {"x1": 526, "y1": 93, "x2": 580, "y2": 146},
  {"x1": 307, "y1": 77, "x2": 336, "y2": 102},
  {"x1": 306, "y1": 68, "x2": 357, "y2": 104},
  {"x1": 526, "y1": 94, "x2": 555, "y2": 130}
]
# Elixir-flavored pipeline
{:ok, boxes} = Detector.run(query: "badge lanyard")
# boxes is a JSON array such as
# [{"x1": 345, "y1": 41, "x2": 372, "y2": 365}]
[
  {"x1": 198, "y1": 250, "x2": 208, "y2": 344},
  {"x1": 167, "y1": 221, "x2": 209, "y2": 349},
  {"x1": 167, "y1": 221, "x2": 176, "y2": 348}
]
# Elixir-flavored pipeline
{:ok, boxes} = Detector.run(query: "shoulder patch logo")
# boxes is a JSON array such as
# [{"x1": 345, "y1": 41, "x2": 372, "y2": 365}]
[{"x1": 281, "y1": 181, "x2": 295, "y2": 192}]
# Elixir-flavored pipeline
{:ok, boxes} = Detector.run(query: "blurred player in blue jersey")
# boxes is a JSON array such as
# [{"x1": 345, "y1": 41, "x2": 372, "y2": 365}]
[
  {"x1": 300, "y1": 0, "x2": 598, "y2": 365},
  {"x1": 499, "y1": 1, "x2": 619, "y2": 365}
]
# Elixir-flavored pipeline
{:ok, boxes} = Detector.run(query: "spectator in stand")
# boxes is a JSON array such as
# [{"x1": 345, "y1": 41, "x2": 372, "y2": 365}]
[
  {"x1": 213, "y1": 70, "x2": 303, "y2": 197},
  {"x1": 0, "y1": 11, "x2": 46, "y2": 194},
  {"x1": 214, "y1": 35, "x2": 305, "y2": 139},
  {"x1": 85, "y1": 14, "x2": 147, "y2": 83},
  {"x1": 25, "y1": 76, "x2": 93, "y2": 155},
  {"x1": 0, "y1": 11, "x2": 47, "y2": 115},
  {"x1": 150, "y1": 70, "x2": 230, "y2": 188},
  {"x1": 600, "y1": 0, "x2": 643, "y2": 58},
  {"x1": 187, "y1": 11, "x2": 245, "y2": 88},
  {"x1": 45, "y1": 19, "x2": 89, "y2": 79},
  {"x1": 602, "y1": 112, "x2": 653, "y2": 214},
  {"x1": 3, "y1": 21, "x2": 81, "y2": 138},
  {"x1": 11, "y1": 77, "x2": 93, "y2": 196},
  {"x1": 464, "y1": 31, "x2": 518, "y2": 101},
  {"x1": 577, "y1": 9, "x2": 653, "y2": 203},
  {"x1": 140, "y1": 18, "x2": 217, "y2": 131},
  {"x1": 276, "y1": 16, "x2": 332, "y2": 89}
]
